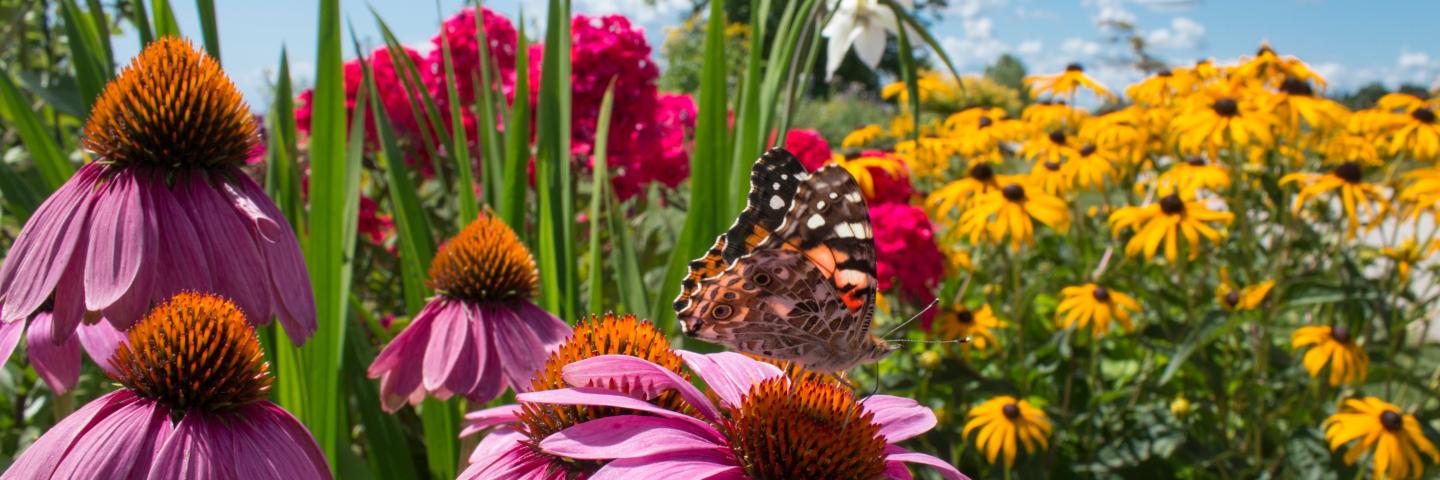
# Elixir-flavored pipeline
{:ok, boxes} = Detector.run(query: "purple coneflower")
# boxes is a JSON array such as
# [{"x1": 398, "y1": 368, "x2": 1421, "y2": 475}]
[
  {"x1": 1, "y1": 292, "x2": 330, "y2": 479},
  {"x1": 0, "y1": 304, "x2": 125, "y2": 395},
  {"x1": 458, "y1": 313, "x2": 695, "y2": 479},
  {"x1": 0, "y1": 37, "x2": 314, "y2": 344},
  {"x1": 498, "y1": 351, "x2": 966, "y2": 479},
  {"x1": 368, "y1": 215, "x2": 569, "y2": 411}
]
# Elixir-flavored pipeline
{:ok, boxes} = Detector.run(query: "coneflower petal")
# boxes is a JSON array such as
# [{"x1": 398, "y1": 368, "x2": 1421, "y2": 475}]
[
  {"x1": 234, "y1": 176, "x2": 315, "y2": 341},
  {"x1": 49, "y1": 392, "x2": 174, "y2": 479},
  {"x1": 588, "y1": 449, "x2": 742, "y2": 480},
  {"x1": 0, "y1": 318, "x2": 21, "y2": 366},
  {"x1": 468, "y1": 316, "x2": 506, "y2": 401},
  {"x1": 147, "y1": 180, "x2": 214, "y2": 300},
  {"x1": 83, "y1": 172, "x2": 150, "y2": 313},
  {"x1": 26, "y1": 313, "x2": 81, "y2": 395},
  {"x1": 49, "y1": 247, "x2": 88, "y2": 340},
  {"x1": 516, "y1": 388, "x2": 713, "y2": 432},
  {"x1": 860, "y1": 395, "x2": 938, "y2": 443},
  {"x1": 884, "y1": 445, "x2": 969, "y2": 480},
  {"x1": 460, "y1": 405, "x2": 523, "y2": 438},
  {"x1": 228, "y1": 404, "x2": 330, "y2": 479},
  {"x1": 75, "y1": 320, "x2": 125, "y2": 374},
  {"x1": 0, "y1": 166, "x2": 99, "y2": 323},
  {"x1": 677, "y1": 351, "x2": 784, "y2": 409},
  {"x1": 147, "y1": 413, "x2": 225, "y2": 479},
  {"x1": 560, "y1": 354, "x2": 721, "y2": 422},
  {"x1": 422, "y1": 300, "x2": 478, "y2": 395},
  {"x1": 178, "y1": 173, "x2": 270, "y2": 325},
  {"x1": 539, "y1": 415, "x2": 721, "y2": 460},
  {"x1": 491, "y1": 305, "x2": 549, "y2": 387}
]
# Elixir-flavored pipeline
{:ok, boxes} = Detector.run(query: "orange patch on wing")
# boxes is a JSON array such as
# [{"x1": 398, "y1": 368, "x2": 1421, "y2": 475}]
[
  {"x1": 678, "y1": 237, "x2": 730, "y2": 312},
  {"x1": 745, "y1": 224, "x2": 770, "y2": 248},
  {"x1": 804, "y1": 246, "x2": 838, "y2": 276}
]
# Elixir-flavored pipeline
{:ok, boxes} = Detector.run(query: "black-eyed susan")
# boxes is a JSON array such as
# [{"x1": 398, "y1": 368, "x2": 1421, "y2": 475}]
[
  {"x1": 1029, "y1": 159, "x2": 1070, "y2": 196},
  {"x1": 1174, "y1": 58, "x2": 1222, "y2": 86},
  {"x1": 928, "y1": 162, "x2": 1014, "y2": 219},
  {"x1": 894, "y1": 136, "x2": 956, "y2": 180},
  {"x1": 1056, "y1": 283, "x2": 1141, "y2": 336},
  {"x1": 1171, "y1": 82, "x2": 1277, "y2": 158},
  {"x1": 1234, "y1": 42, "x2": 1327, "y2": 88},
  {"x1": 882, "y1": 71, "x2": 949, "y2": 106},
  {"x1": 1108, "y1": 192, "x2": 1234, "y2": 262},
  {"x1": 1022, "y1": 130, "x2": 1079, "y2": 166},
  {"x1": 1399, "y1": 166, "x2": 1440, "y2": 219},
  {"x1": 1269, "y1": 77, "x2": 1349, "y2": 134},
  {"x1": 1023, "y1": 100, "x2": 1088, "y2": 132},
  {"x1": 842, "y1": 124, "x2": 887, "y2": 149},
  {"x1": 1080, "y1": 106, "x2": 1152, "y2": 164},
  {"x1": 1125, "y1": 69, "x2": 1193, "y2": 106},
  {"x1": 833, "y1": 151, "x2": 910, "y2": 202},
  {"x1": 1291, "y1": 325, "x2": 1368, "y2": 386},
  {"x1": 1025, "y1": 63, "x2": 1115, "y2": 101},
  {"x1": 963, "y1": 396, "x2": 1052, "y2": 468},
  {"x1": 958, "y1": 179, "x2": 1071, "y2": 249},
  {"x1": 1324, "y1": 397, "x2": 1439, "y2": 480},
  {"x1": 934, "y1": 304, "x2": 1005, "y2": 352},
  {"x1": 1062, "y1": 144, "x2": 1116, "y2": 191},
  {"x1": 1156, "y1": 155, "x2": 1232, "y2": 192},
  {"x1": 1216, "y1": 267, "x2": 1275, "y2": 311},
  {"x1": 1380, "y1": 238, "x2": 1433, "y2": 284},
  {"x1": 1281, "y1": 162, "x2": 1387, "y2": 238},
  {"x1": 1325, "y1": 131, "x2": 1384, "y2": 167},
  {"x1": 944, "y1": 107, "x2": 1022, "y2": 161},
  {"x1": 1387, "y1": 103, "x2": 1440, "y2": 160}
]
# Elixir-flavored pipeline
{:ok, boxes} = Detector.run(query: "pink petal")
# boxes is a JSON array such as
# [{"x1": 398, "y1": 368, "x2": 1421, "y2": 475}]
[
  {"x1": 884, "y1": 445, "x2": 969, "y2": 480},
  {"x1": 487, "y1": 303, "x2": 548, "y2": 390},
  {"x1": 589, "y1": 448, "x2": 744, "y2": 480},
  {"x1": 369, "y1": 302, "x2": 437, "y2": 412},
  {"x1": 48, "y1": 392, "x2": 174, "y2": 479},
  {"x1": 2, "y1": 390, "x2": 137, "y2": 477},
  {"x1": 465, "y1": 302, "x2": 506, "y2": 402},
  {"x1": 231, "y1": 174, "x2": 315, "y2": 343},
  {"x1": 458, "y1": 440, "x2": 565, "y2": 480},
  {"x1": 26, "y1": 313, "x2": 80, "y2": 395},
  {"x1": 145, "y1": 178, "x2": 213, "y2": 301},
  {"x1": 468, "y1": 427, "x2": 525, "y2": 465},
  {"x1": 678, "y1": 351, "x2": 784, "y2": 410},
  {"x1": 83, "y1": 171, "x2": 151, "y2": 313},
  {"x1": 861, "y1": 395, "x2": 938, "y2": 443},
  {"x1": 539, "y1": 415, "x2": 723, "y2": 460},
  {"x1": 229, "y1": 403, "x2": 332, "y2": 479},
  {"x1": 460, "y1": 405, "x2": 523, "y2": 438},
  {"x1": 515, "y1": 387, "x2": 717, "y2": 435},
  {"x1": 422, "y1": 300, "x2": 479, "y2": 396},
  {"x1": 0, "y1": 318, "x2": 21, "y2": 366},
  {"x1": 49, "y1": 244, "x2": 89, "y2": 341},
  {"x1": 147, "y1": 413, "x2": 231, "y2": 480},
  {"x1": 76, "y1": 320, "x2": 127, "y2": 374},
  {"x1": 0, "y1": 164, "x2": 99, "y2": 323},
  {"x1": 515, "y1": 301, "x2": 569, "y2": 350},
  {"x1": 177, "y1": 172, "x2": 271, "y2": 326},
  {"x1": 562, "y1": 355, "x2": 721, "y2": 422}
]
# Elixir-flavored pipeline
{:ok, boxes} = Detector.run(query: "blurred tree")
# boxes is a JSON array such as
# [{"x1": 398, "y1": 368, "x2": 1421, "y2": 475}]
[
  {"x1": 658, "y1": 14, "x2": 750, "y2": 94},
  {"x1": 984, "y1": 54, "x2": 1027, "y2": 94},
  {"x1": 1334, "y1": 82, "x2": 1432, "y2": 110}
]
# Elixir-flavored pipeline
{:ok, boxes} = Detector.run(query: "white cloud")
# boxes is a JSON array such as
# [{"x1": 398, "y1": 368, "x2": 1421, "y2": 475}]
[
  {"x1": 1398, "y1": 50, "x2": 1433, "y2": 70},
  {"x1": 1145, "y1": 17, "x2": 1204, "y2": 50},
  {"x1": 576, "y1": 0, "x2": 687, "y2": 24},
  {"x1": 1016, "y1": 40, "x2": 1043, "y2": 55},
  {"x1": 950, "y1": 0, "x2": 1008, "y2": 18},
  {"x1": 1013, "y1": 6, "x2": 1060, "y2": 21},
  {"x1": 1061, "y1": 38, "x2": 1103, "y2": 57}
]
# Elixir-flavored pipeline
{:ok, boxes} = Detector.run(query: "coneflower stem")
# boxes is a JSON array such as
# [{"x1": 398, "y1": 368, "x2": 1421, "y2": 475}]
[{"x1": 52, "y1": 390, "x2": 73, "y2": 420}]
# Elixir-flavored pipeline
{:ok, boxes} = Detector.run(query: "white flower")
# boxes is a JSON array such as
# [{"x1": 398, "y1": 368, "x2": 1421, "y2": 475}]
[{"x1": 821, "y1": 0, "x2": 916, "y2": 79}]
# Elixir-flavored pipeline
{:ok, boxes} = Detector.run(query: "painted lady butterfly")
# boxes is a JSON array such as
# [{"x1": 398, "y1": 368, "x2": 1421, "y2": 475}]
[{"x1": 673, "y1": 147, "x2": 895, "y2": 372}]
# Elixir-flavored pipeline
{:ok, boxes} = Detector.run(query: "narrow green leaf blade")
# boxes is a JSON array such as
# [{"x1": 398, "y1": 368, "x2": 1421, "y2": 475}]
[
  {"x1": 0, "y1": 73, "x2": 73, "y2": 190},
  {"x1": 588, "y1": 80, "x2": 617, "y2": 315},
  {"x1": 151, "y1": 0, "x2": 181, "y2": 38},
  {"x1": 195, "y1": 0, "x2": 222, "y2": 62},
  {"x1": 439, "y1": 31, "x2": 480, "y2": 223}
]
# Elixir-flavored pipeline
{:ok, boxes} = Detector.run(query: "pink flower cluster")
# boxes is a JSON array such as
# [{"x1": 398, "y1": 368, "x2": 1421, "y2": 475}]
[
  {"x1": 871, "y1": 202, "x2": 944, "y2": 312},
  {"x1": 777, "y1": 129, "x2": 834, "y2": 172}
]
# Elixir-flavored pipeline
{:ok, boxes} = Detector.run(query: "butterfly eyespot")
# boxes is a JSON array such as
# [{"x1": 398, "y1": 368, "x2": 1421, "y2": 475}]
[
  {"x1": 753, "y1": 272, "x2": 773, "y2": 286},
  {"x1": 712, "y1": 304, "x2": 734, "y2": 319},
  {"x1": 723, "y1": 292, "x2": 739, "y2": 300}
]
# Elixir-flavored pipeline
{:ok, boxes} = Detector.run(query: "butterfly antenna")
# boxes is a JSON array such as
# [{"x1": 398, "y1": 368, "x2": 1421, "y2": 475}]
[
  {"x1": 889, "y1": 337, "x2": 973, "y2": 345},
  {"x1": 881, "y1": 298, "x2": 940, "y2": 339},
  {"x1": 867, "y1": 361, "x2": 882, "y2": 398}
]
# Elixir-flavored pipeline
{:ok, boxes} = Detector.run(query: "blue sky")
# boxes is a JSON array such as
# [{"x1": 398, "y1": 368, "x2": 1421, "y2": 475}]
[{"x1": 113, "y1": 0, "x2": 1440, "y2": 108}]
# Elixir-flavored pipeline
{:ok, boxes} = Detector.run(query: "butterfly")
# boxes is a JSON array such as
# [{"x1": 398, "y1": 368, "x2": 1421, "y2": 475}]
[{"x1": 673, "y1": 147, "x2": 895, "y2": 373}]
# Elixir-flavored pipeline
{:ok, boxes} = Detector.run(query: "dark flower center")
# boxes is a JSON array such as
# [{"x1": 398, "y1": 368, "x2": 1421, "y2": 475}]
[
  {"x1": 1380, "y1": 410, "x2": 1403, "y2": 431},
  {"x1": 1157, "y1": 69, "x2": 1173, "y2": 77},
  {"x1": 978, "y1": 116, "x2": 994, "y2": 128},
  {"x1": 429, "y1": 215, "x2": 538, "y2": 303},
  {"x1": 1213, "y1": 98, "x2": 1240, "y2": 117},
  {"x1": 956, "y1": 309, "x2": 975, "y2": 325},
  {"x1": 1066, "y1": 63, "x2": 1083, "y2": 72},
  {"x1": 1092, "y1": 286, "x2": 1111, "y2": 302},
  {"x1": 725, "y1": 378, "x2": 888, "y2": 480},
  {"x1": 1187, "y1": 156, "x2": 1206, "y2": 167},
  {"x1": 1002, "y1": 403, "x2": 1021, "y2": 419},
  {"x1": 1159, "y1": 194, "x2": 1185, "y2": 215},
  {"x1": 1048, "y1": 130, "x2": 1067, "y2": 145},
  {"x1": 110, "y1": 293, "x2": 270, "y2": 413},
  {"x1": 1080, "y1": 144, "x2": 1097, "y2": 156},
  {"x1": 970, "y1": 162, "x2": 995, "y2": 182},
  {"x1": 1279, "y1": 77, "x2": 1313, "y2": 96},
  {"x1": 1043, "y1": 161, "x2": 1061, "y2": 172},
  {"x1": 1413, "y1": 108, "x2": 1436, "y2": 124},
  {"x1": 1224, "y1": 291, "x2": 1241, "y2": 307},
  {"x1": 1002, "y1": 184, "x2": 1026, "y2": 201},
  {"x1": 1330, "y1": 326, "x2": 1352, "y2": 344},
  {"x1": 1334, "y1": 162, "x2": 1362, "y2": 183}
]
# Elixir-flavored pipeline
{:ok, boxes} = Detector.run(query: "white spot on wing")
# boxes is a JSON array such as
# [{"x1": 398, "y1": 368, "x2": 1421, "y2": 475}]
[
  {"x1": 769, "y1": 195, "x2": 784, "y2": 209},
  {"x1": 816, "y1": 200, "x2": 826, "y2": 210},
  {"x1": 795, "y1": 172, "x2": 811, "y2": 181},
  {"x1": 835, "y1": 223, "x2": 856, "y2": 238},
  {"x1": 829, "y1": 192, "x2": 839, "y2": 199},
  {"x1": 772, "y1": 182, "x2": 781, "y2": 190},
  {"x1": 806, "y1": 213, "x2": 825, "y2": 229},
  {"x1": 845, "y1": 192, "x2": 862, "y2": 202},
  {"x1": 853, "y1": 222, "x2": 872, "y2": 239},
  {"x1": 780, "y1": 174, "x2": 789, "y2": 180}
]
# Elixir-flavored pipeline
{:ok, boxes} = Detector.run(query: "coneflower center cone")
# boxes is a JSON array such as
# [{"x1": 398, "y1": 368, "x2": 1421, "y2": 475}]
[
  {"x1": 429, "y1": 216, "x2": 538, "y2": 303},
  {"x1": 724, "y1": 378, "x2": 887, "y2": 480},
  {"x1": 109, "y1": 292, "x2": 271, "y2": 413},
  {"x1": 83, "y1": 37, "x2": 258, "y2": 170}
]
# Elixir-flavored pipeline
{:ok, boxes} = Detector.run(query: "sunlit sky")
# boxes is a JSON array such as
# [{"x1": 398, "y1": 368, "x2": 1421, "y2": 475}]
[{"x1": 112, "y1": 0, "x2": 1440, "y2": 108}]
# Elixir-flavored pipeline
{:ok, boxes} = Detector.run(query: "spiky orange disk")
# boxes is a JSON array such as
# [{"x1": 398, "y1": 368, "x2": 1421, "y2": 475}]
[
  {"x1": 82, "y1": 37, "x2": 258, "y2": 169},
  {"x1": 110, "y1": 292, "x2": 271, "y2": 412},
  {"x1": 429, "y1": 215, "x2": 538, "y2": 302},
  {"x1": 724, "y1": 378, "x2": 888, "y2": 480},
  {"x1": 516, "y1": 313, "x2": 694, "y2": 475}
]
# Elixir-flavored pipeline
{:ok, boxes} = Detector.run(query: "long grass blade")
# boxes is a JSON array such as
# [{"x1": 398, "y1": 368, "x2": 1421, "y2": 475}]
[
  {"x1": 151, "y1": 0, "x2": 182, "y2": 38},
  {"x1": 371, "y1": 10, "x2": 455, "y2": 200},
  {"x1": 439, "y1": 29, "x2": 481, "y2": 224},
  {"x1": 0, "y1": 73, "x2": 73, "y2": 191},
  {"x1": 345, "y1": 303, "x2": 421, "y2": 478},
  {"x1": 588, "y1": 79, "x2": 617, "y2": 315},
  {"x1": 535, "y1": 0, "x2": 576, "y2": 320},
  {"x1": 366, "y1": 57, "x2": 435, "y2": 315},
  {"x1": 83, "y1": 0, "x2": 115, "y2": 70},
  {"x1": 266, "y1": 48, "x2": 305, "y2": 232},
  {"x1": 129, "y1": 0, "x2": 155, "y2": 46},
  {"x1": 419, "y1": 398, "x2": 460, "y2": 479},
  {"x1": 883, "y1": 0, "x2": 966, "y2": 98},
  {"x1": 195, "y1": 0, "x2": 222, "y2": 62},
  {"x1": 499, "y1": 21, "x2": 530, "y2": 233},
  {"x1": 890, "y1": 4, "x2": 921, "y2": 143},
  {"x1": 471, "y1": 0, "x2": 506, "y2": 210},
  {"x1": 59, "y1": 0, "x2": 109, "y2": 109}
]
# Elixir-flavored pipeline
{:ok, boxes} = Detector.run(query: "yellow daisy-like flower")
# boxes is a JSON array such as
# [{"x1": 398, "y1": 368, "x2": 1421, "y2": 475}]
[
  {"x1": 894, "y1": 136, "x2": 955, "y2": 180},
  {"x1": 1215, "y1": 267, "x2": 1274, "y2": 311},
  {"x1": 1154, "y1": 156, "x2": 1232, "y2": 193},
  {"x1": 1324, "y1": 397, "x2": 1440, "y2": 480},
  {"x1": 963, "y1": 396, "x2": 1052, "y2": 468},
  {"x1": 1280, "y1": 162, "x2": 1387, "y2": 238},
  {"x1": 1125, "y1": 68, "x2": 1195, "y2": 106},
  {"x1": 1062, "y1": 144, "x2": 1116, "y2": 191},
  {"x1": 1378, "y1": 92, "x2": 1440, "y2": 113},
  {"x1": 928, "y1": 162, "x2": 1013, "y2": 222},
  {"x1": 1291, "y1": 325, "x2": 1368, "y2": 386},
  {"x1": 1325, "y1": 131, "x2": 1384, "y2": 167},
  {"x1": 1029, "y1": 159, "x2": 1070, "y2": 196},
  {"x1": 958, "y1": 179, "x2": 1071, "y2": 250},
  {"x1": 1387, "y1": 104, "x2": 1440, "y2": 160},
  {"x1": 934, "y1": 304, "x2": 1005, "y2": 352},
  {"x1": 1379, "y1": 238, "x2": 1432, "y2": 284},
  {"x1": 841, "y1": 124, "x2": 887, "y2": 149},
  {"x1": 1024, "y1": 63, "x2": 1115, "y2": 101},
  {"x1": 1174, "y1": 58, "x2": 1222, "y2": 86},
  {"x1": 1022, "y1": 100, "x2": 1088, "y2": 132},
  {"x1": 1021, "y1": 130, "x2": 1079, "y2": 166},
  {"x1": 1080, "y1": 107, "x2": 1152, "y2": 163},
  {"x1": 1170, "y1": 82, "x2": 1277, "y2": 158},
  {"x1": 942, "y1": 108, "x2": 1022, "y2": 161},
  {"x1": 1055, "y1": 283, "x2": 1141, "y2": 336},
  {"x1": 1399, "y1": 166, "x2": 1440, "y2": 220},
  {"x1": 881, "y1": 72, "x2": 948, "y2": 106},
  {"x1": 1233, "y1": 43, "x2": 1327, "y2": 88},
  {"x1": 832, "y1": 152, "x2": 908, "y2": 201},
  {"x1": 1108, "y1": 192, "x2": 1234, "y2": 262},
  {"x1": 1269, "y1": 77, "x2": 1349, "y2": 134}
]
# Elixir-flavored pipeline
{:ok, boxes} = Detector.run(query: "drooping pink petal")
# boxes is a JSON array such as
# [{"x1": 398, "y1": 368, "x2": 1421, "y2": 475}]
[
  {"x1": 515, "y1": 301, "x2": 569, "y2": 350},
  {"x1": 76, "y1": 320, "x2": 127, "y2": 373},
  {"x1": 0, "y1": 164, "x2": 99, "y2": 323},
  {"x1": 468, "y1": 427, "x2": 525, "y2": 465},
  {"x1": 231, "y1": 174, "x2": 315, "y2": 343},
  {"x1": 147, "y1": 412, "x2": 231, "y2": 480},
  {"x1": 884, "y1": 445, "x2": 969, "y2": 480},
  {"x1": 83, "y1": 171, "x2": 152, "y2": 314},
  {"x1": 460, "y1": 405, "x2": 523, "y2": 437},
  {"x1": 26, "y1": 313, "x2": 81, "y2": 395},
  {"x1": 487, "y1": 303, "x2": 549, "y2": 390},
  {"x1": 589, "y1": 448, "x2": 744, "y2": 480},
  {"x1": 47, "y1": 393, "x2": 174, "y2": 480},
  {"x1": 2, "y1": 390, "x2": 135, "y2": 478},
  {"x1": 49, "y1": 241, "x2": 89, "y2": 342},
  {"x1": 539, "y1": 415, "x2": 723, "y2": 460},
  {"x1": 678, "y1": 351, "x2": 784, "y2": 409},
  {"x1": 146, "y1": 177, "x2": 213, "y2": 302},
  {"x1": 230, "y1": 403, "x2": 332, "y2": 479},
  {"x1": 422, "y1": 300, "x2": 479, "y2": 396},
  {"x1": 466, "y1": 302, "x2": 506, "y2": 402},
  {"x1": 561, "y1": 355, "x2": 721, "y2": 422},
  {"x1": 369, "y1": 301, "x2": 437, "y2": 412},
  {"x1": 458, "y1": 439, "x2": 567, "y2": 480},
  {"x1": 0, "y1": 317, "x2": 23, "y2": 369},
  {"x1": 516, "y1": 387, "x2": 717, "y2": 435},
  {"x1": 861, "y1": 395, "x2": 938, "y2": 443},
  {"x1": 176, "y1": 172, "x2": 271, "y2": 326}
]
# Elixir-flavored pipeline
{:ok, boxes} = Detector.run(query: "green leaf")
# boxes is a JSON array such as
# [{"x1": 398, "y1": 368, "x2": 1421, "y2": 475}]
[
  {"x1": 438, "y1": 28, "x2": 481, "y2": 224},
  {"x1": 195, "y1": 0, "x2": 221, "y2": 62},
  {"x1": 534, "y1": 0, "x2": 577, "y2": 321},
  {"x1": 589, "y1": 79, "x2": 617, "y2": 315},
  {"x1": 84, "y1": 0, "x2": 115, "y2": 70},
  {"x1": 371, "y1": 11, "x2": 454, "y2": 198},
  {"x1": 151, "y1": 0, "x2": 181, "y2": 38},
  {"x1": 16, "y1": 71, "x2": 85, "y2": 119},
  {"x1": 0, "y1": 73, "x2": 73, "y2": 191},
  {"x1": 0, "y1": 161, "x2": 44, "y2": 222},
  {"x1": 419, "y1": 398, "x2": 460, "y2": 479},
  {"x1": 128, "y1": 0, "x2": 155, "y2": 46},
  {"x1": 498, "y1": 21, "x2": 530, "y2": 232},
  {"x1": 266, "y1": 48, "x2": 305, "y2": 232},
  {"x1": 344, "y1": 306, "x2": 421, "y2": 479},
  {"x1": 889, "y1": 2, "x2": 921, "y2": 143},
  {"x1": 59, "y1": 0, "x2": 110, "y2": 109},
  {"x1": 883, "y1": 0, "x2": 966, "y2": 98},
  {"x1": 365, "y1": 58, "x2": 435, "y2": 315},
  {"x1": 471, "y1": 0, "x2": 506, "y2": 210}
]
